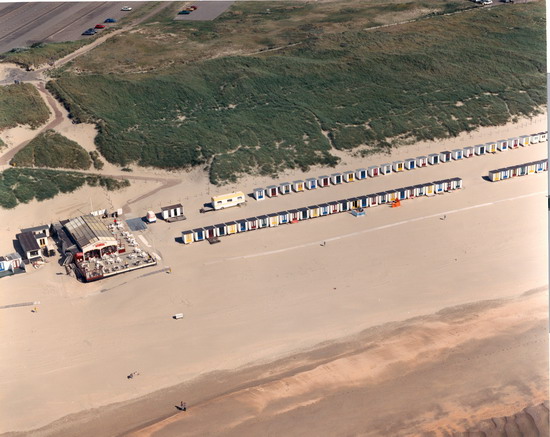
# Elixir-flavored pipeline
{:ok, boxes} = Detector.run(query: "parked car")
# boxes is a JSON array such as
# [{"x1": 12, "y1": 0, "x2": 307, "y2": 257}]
[
  {"x1": 121, "y1": 6, "x2": 132, "y2": 11},
  {"x1": 82, "y1": 28, "x2": 97, "y2": 36},
  {"x1": 95, "y1": 24, "x2": 105, "y2": 29},
  {"x1": 104, "y1": 18, "x2": 117, "y2": 23},
  {"x1": 482, "y1": 0, "x2": 493, "y2": 4},
  {"x1": 189, "y1": 5, "x2": 198, "y2": 10},
  {"x1": 178, "y1": 10, "x2": 191, "y2": 14}
]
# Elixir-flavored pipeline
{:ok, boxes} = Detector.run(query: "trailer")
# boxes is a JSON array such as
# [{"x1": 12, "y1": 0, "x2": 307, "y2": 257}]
[{"x1": 212, "y1": 191, "x2": 246, "y2": 209}]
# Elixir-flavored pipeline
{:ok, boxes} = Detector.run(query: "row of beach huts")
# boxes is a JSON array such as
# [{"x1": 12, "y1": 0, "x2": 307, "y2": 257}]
[
  {"x1": 181, "y1": 177, "x2": 463, "y2": 244},
  {"x1": 252, "y1": 132, "x2": 547, "y2": 200},
  {"x1": 488, "y1": 159, "x2": 547, "y2": 182}
]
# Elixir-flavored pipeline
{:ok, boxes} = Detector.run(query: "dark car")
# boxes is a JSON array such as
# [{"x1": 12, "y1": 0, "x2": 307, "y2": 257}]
[
  {"x1": 82, "y1": 28, "x2": 97, "y2": 36},
  {"x1": 178, "y1": 10, "x2": 191, "y2": 14},
  {"x1": 104, "y1": 18, "x2": 117, "y2": 23}
]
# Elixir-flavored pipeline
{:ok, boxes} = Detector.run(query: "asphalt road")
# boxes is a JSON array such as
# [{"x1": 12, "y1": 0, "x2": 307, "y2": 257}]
[
  {"x1": 173, "y1": 1, "x2": 234, "y2": 21},
  {"x1": 0, "y1": 2, "x2": 145, "y2": 54}
]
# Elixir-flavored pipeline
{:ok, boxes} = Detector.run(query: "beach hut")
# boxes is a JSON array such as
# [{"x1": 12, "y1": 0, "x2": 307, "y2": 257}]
[
  {"x1": 412, "y1": 185, "x2": 424, "y2": 197},
  {"x1": 328, "y1": 201, "x2": 340, "y2": 214},
  {"x1": 368, "y1": 165, "x2": 381, "y2": 177},
  {"x1": 292, "y1": 180, "x2": 305, "y2": 193},
  {"x1": 268, "y1": 213, "x2": 280, "y2": 227},
  {"x1": 358, "y1": 195, "x2": 369, "y2": 208},
  {"x1": 416, "y1": 156, "x2": 428, "y2": 168},
  {"x1": 539, "y1": 132, "x2": 548, "y2": 142},
  {"x1": 486, "y1": 142, "x2": 497, "y2": 153},
  {"x1": 319, "y1": 203, "x2": 330, "y2": 216},
  {"x1": 215, "y1": 223, "x2": 228, "y2": 237},
  {"x1": 288, "y1": 209, "x2": 300, "y2": 222},
  {"x1": 349, "y1": 197, "x2": 361, "y2": 209},
  {"x1": 226, "y1": 222, "x2": 238, "y2": 235},
  {"x1": 423, "y1": 182, "x2": 436, "y2": 196},
  {"x1": 182, "y1": 230, "x2": 194, "y2": 244},
  {"x1": 266, "y1": 185, "x2": 278, "y2": 198},
  {"x1": 343, "y1": 171, "x2": 356, "y2": 183},
  {"x1": 204, "y1": 226, "x2": 217, "y2": 239},
  {"x1": 298, "y1": 207, "x2": 310, "y2": 220},
  {"x1": 530, "y1": 134, "x2": 540, "y2": 144},
  {"x1": 434, "y1": 181, "x2": 445, "y2": 194},
  {"x1": 463, "y1": 146, "x2": 474, "y2": 158},
  {"x1": 379, "y1": 191, "x2": 390, "y2": 204},
  {"x1": 439, "y1": 151, "x2": 451, "y2": 163},
  {"x1": 380, "y1": 163, "x2": 392, "y2": 175},
  {"x1": 488, "y1": 170, "x2": 500, "y2": 182},
  {"x1": 428, "y1": 154, "x2": 440, "y2": 165},
  {"x1": 253, "y1": 188, "x2": 266, "y2": 201},
  {"x1": 308, "y1": 205, "x2": 320, "y2": 218},
  {"x1": 257, "y1": 215, "x2": 269, "y2": 228},
  {"x1": 161, "y1": 204, "x2": 184, "y2": 221},
  {"x1": 509, "y1": 166, "x2": 518, "y2": 178},
  {"x1": 392, "y1": 160, "x2": 405, "y2": 172},
  {"x1": 331, "y1": 173, "x2": 343, "y2": 184},
  {"x1": 474, "y1": 144, "x2": 486, "y2": 155},
  {"x1": 451, "y1": 177, "x2": 463, "y2": 189},
  {"x1": 442, "y1": 179, "x2": 453, "y2": 191},
  {"x1": 278, "y1": 211, "x2": 290, "y2": 224},
  {"x1": 318, "y1": 175, "x2": 330, "y2": 188},
  {"x1": 193, "y1": 228, "x2": 206, "y2": 242},
  {"x1": 398, "y1": 188, "x2": 410, "y2": 200},
  {"x1": 508, "y1": 137, "x2": 519, "y2": 149},
  {"x1": 535, "y1": 160, "x2": 546, "y2": 172},
  {"x1": 516, "y1": 164, "x2": 527, "y2": 176},
  {"x1": 306, "y1": 178, "x2": 318, "y2": 190},
  {"x1": 519, "y1": 135, "x2": 530, "y2": 146},
  {"x1": 279, "y1": 182, "x2": 291, "y2": 195},
  {"x1": 387, "y1": 190, "x2": 398, "y2": 202},
  {"x1": 500, "y1": 168, "x2": 511, "y2": 180},
  {"x1": 527, "y1": 162, "x2": 537, "y2": 174},
  {"x1": 451, "y1": 149, "x2": 463, "y2": 160},
  {"x1": 237, "y1": 219, "x2": 248, "y2": 232},
  {"x1": 497, "y1": 140, "x2": 508, "y2": 152},
  {"x1": 404, "y1": 186, "x2": 416, "y2": 198},
  {"x1": 356, "y1": 168, "x2": 367, "y2": 180},
  {"x1": 246, "y1": 217, "x2": 259, "y2": 230},
  {"x1": 339, "y1": 199, "x2": 351, "y2": 212},
  {"x1": 368, "y1": 193, "x2": 378, "y2": 207},
  {"x1": 405, "y1": 158, "x2": 416, "y2": 170}
]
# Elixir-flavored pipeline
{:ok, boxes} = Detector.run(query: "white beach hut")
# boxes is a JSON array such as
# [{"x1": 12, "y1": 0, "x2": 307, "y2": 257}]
[
  {"x1": 380, "y1": 163, "x2": 392, "y2": 175},
  {"x1": 416, "y1": 156, "x2": 428, "y2": 167},
  {"x1": 451, "y1": 149, "x2": 463, "y2": 160},
  {"x1": 428, "y1": 153, "x2": 440, "y2": 165},
  {"x1": 392, "y1": 160, "x2": 404, "y2": 172},
  {"x1": 306, "y1": 178, "x2": 318, "y2": 189},
  {"x1": 404, "y1": 158, "x2": 416, "y2": 170},
  {"x1": 292, "y1": 180, "x2": 305, "y2": 193},
  {"x1": 253, "y1": 188, "x2": 266, "y2": 201},
  {"x1": 368, "y1": 165, "x2": 380, "y2": 177},
  {"x1": 356, "y1": 168, "x2": 367, "y2": 180}
]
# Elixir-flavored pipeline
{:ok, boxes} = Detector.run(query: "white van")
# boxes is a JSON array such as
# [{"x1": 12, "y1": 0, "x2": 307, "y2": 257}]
[{"x1": 146, "y1": 211, "x2": 157, "y2": 223}]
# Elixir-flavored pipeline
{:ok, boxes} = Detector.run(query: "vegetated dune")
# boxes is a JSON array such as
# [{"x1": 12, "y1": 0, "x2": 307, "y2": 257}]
[
  {"x1": 0, "y1": 83, "x2": 49, "y2": 129},
  {"x1": 458, "y1": 402, "x2": 549, "y2": 437},
  {"x1": 46, "y1": 1, "x2": 545, "y2": 184}
]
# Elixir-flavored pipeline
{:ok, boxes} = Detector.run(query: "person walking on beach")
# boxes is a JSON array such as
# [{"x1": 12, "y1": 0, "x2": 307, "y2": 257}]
[{"x1": 180, "y1": 401, "x2": 187, "y2": 411}]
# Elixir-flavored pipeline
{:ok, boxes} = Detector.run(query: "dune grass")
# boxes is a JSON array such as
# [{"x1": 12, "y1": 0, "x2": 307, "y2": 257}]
[
  {"x1": 0, "y1": 83, "x2": 50, "y2": 129},
  {"x1": 0, "y1": 168, "x2": 130, "y2": 209},
  {"x1": 47, "y1": 1, "x2": 546, "y2": 184},
  {"x1": 11, "y1": 130, "x2": 92, "y2": 170}
]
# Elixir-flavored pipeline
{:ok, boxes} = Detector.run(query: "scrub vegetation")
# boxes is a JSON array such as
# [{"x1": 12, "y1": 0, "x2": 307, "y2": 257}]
[
  {"x1": 0, "y1": 83, "x2": 50, "y2": 129},
  {"x1": 0, "y1": 168, "x2": 130, "y2": 209},
  {"x1": 0, "y1": 40, "x2": 92, "y2": 70},
  {"x1": 47, "y1": 1, "x2": 545, "y2": 184},
  {"x1": 11, "y1": 130, "x2": 92, "y2": 170}
]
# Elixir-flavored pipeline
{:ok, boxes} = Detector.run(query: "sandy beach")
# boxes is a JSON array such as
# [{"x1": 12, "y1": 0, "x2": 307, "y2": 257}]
[{"x1": 0, "y1": 110, "x2": 548, "y2": 436}]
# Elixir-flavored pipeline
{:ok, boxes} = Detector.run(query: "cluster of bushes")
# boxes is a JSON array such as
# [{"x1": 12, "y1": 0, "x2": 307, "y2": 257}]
[
  {"x1": 89, "y1": 150, "x2": 105, "y2": 170},
  {"x1": 0, "y1": 168, "x2": 130, "y2": 209},
  {"x1": 0, "y1": 83, "x2": 50, "y2": 130},
  {"x1": 11, "y1": 130, "x2": 92, "y2": 169},
  {"x1": 47, "y1": 2, "x2": 545, "y2": 184}
]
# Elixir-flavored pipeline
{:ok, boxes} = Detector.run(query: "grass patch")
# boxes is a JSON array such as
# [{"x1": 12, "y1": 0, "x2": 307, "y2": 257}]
[
  {"x1": 11, "y1": 130, "x2": 92, "y2": 170},
  {"x1": 0, "y1": 39, "x2": 93, "y2": 69},
  {"x1": 0, "y1": 168, "x2": 130, "y2": 209},
  {"x1": 0, "y1": 83, "x2": 49, "y2": 129},
  {"x1": 89, "y1": 150, "x2": 104, "y2": 170},
  {"x1": 48, "y1": 1, "x2": 546, "y2": 184}
]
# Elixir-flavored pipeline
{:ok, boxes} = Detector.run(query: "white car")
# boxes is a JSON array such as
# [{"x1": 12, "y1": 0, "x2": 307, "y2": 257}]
[
  {"x1": 121, "y1": 6, "x2": 132, "y2": 11},
  {"x1": 482, "y1": 0, "x2": 492, "y2": 4}
]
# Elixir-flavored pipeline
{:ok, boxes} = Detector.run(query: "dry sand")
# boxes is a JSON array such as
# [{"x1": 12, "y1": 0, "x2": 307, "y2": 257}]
[{"x1": 0, "y1": 113, "x2": 547, "y2": 435}]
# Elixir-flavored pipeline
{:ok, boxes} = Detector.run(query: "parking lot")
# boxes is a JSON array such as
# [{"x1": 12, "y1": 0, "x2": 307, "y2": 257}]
[
  {"x1": 174, "y1": 1, "x2": 233, "y2": 21},
  {"x1": 0, "y1": 2, "x2": 146, "y2": 54}
]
